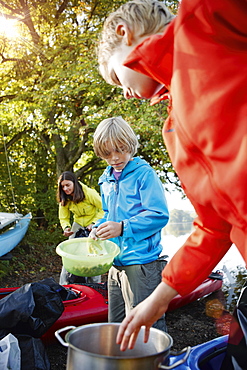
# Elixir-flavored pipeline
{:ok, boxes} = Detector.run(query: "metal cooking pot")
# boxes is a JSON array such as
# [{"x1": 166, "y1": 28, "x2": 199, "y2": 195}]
[{"x1": 55, "y1": 323, "x2": 190, "y2": 370}]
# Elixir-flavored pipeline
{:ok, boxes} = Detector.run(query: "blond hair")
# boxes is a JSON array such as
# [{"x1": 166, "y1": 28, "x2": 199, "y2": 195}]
[
  {"x1": 93, "y1": 117, "x2": 139, "y2": 158},
  {"x1": 97, "y1": 0, "x2": 174, "y2": 85}
]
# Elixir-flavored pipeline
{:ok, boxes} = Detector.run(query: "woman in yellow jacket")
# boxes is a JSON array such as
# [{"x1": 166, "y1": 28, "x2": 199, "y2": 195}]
[{"x1": 57, "y1": 171, "x2": 104, "y2": 284}]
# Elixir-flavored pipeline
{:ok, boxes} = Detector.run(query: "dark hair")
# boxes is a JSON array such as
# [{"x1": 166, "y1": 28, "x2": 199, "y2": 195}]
[{"x1": 57, "y1": 171, "x2": 85, "y2": 206}]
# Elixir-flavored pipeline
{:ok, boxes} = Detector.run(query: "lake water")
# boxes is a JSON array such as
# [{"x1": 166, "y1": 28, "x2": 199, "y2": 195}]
[{"x1": 161, "y1": 233, "x2": 245, "y2": 274}]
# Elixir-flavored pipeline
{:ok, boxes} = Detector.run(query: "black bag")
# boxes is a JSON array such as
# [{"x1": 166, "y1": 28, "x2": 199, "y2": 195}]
[
  {"x1": 75, "y1": 227, "x2": 90, "y2": 238},
  {"x1": 16, "y1": 335, "x2": 51, "y2": 370},
  {"x1": 220, "y1": 285, "x2": 247, "y2": 370},
  {"x1": 0, "y1": 277, "x2": 64, "y2": 338}
]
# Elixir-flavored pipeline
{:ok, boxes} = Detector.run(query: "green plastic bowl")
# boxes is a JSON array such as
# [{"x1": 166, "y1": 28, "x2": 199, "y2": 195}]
[{"x1": 56, "y1": 238, "x2": 120, "y2": 277}]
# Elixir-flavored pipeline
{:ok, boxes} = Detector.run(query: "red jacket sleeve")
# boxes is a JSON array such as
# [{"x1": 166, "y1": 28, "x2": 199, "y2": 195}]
[{"x1": 162, "y1": 203, "x2": 232, "y2": 296}]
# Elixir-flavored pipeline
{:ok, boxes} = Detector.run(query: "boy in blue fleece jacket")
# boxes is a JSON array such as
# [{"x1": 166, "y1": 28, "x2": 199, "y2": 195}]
[{"x1": 90, "y1": 116, "x2": 169, "y2": 331}]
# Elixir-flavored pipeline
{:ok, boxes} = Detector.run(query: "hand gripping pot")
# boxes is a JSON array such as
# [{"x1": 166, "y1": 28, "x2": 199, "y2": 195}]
[
  {"x1": 56, "y1": 238, "x2": 120, "y2": 277},
  {"x1": 55, "y1": 323, "x2": 190, "y2": 370}
]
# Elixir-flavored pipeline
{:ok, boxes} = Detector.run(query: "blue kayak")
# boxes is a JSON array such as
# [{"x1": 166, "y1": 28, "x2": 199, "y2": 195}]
[
  {"x1": 0, "y1": 212, "x2": 31, "y2": 257},
  {"x1": 168, "y1": 335, "x2": 228, "y2": 369}
]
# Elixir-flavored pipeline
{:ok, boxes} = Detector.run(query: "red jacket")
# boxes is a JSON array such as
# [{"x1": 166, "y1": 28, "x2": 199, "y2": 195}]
[{"x1": 124, "y1": 0, "x2": 247, "y2": 295}]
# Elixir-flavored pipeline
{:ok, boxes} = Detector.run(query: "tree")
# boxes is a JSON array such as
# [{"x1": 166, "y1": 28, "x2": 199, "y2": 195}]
[{"x1": 0, "y1": 0, "x2": 180, "y2": 237}]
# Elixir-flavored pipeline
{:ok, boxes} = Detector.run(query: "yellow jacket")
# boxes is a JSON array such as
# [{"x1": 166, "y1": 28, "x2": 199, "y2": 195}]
[{"x1": 59, "y1": 182, "x2": 104, "y2": 230}]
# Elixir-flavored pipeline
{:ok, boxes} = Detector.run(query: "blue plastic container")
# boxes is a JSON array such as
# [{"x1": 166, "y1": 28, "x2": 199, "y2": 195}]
[{"x1": 168, "y1": 335, "x2": 228, "y2": 370}]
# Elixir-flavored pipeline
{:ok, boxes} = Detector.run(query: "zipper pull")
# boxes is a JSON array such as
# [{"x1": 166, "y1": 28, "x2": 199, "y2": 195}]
[{"x1": 114, "y1": 180, "x2": 119, "y2": 193}]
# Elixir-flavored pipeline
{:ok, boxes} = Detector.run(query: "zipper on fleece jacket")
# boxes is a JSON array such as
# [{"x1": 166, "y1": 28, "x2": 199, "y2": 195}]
[{"x1": 113, "y1": 179, "x2": 119, "y2": 222}]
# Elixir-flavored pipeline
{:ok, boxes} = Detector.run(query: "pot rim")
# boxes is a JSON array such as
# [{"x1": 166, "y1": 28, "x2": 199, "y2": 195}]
[{"x1": 65, "y1": 323, "x2": 173, "y2": 360}]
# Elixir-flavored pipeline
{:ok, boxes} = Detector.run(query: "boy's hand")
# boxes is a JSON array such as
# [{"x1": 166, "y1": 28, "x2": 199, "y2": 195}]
[
  {"x1": 89, "y1": 228, "x2": 98, "y2": 240},
  {"x1": 116, "y1": 282, "x2": 178, "y2": 351},
  {"x1": 95, "y1": 221, "x2": 122, "y2": 240}
]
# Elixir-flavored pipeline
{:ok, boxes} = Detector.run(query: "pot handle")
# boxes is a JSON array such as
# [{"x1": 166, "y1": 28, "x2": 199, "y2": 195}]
[
  {"x1": 158, "y1": 346, "x2": 191, "y2": 369},
  {"x1": 55, "y1": 326, "x2": 76, "y2": 347}
]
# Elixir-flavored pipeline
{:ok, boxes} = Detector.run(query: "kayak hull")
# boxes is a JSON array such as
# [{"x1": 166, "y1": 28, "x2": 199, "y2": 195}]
[
  {"x1": 0, "y1": 213, "x2": 31, "y2": 257},
  {"x1": 167, "y1": 275, "x2": 223, "y2": 312},
  {"x1": 168, "y1": 335, "x2": 228, "y2": 369}
]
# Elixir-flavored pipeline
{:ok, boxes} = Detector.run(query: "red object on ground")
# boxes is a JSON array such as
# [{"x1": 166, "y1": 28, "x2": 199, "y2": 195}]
[{"x1": 167, "y1": 276, "x2": 223, "y2": 312}]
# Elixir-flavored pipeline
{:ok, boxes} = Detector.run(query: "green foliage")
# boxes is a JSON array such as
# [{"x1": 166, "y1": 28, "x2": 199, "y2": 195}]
[
  {"x1": 0, "y1": 241, "x2": 58, "y2": 281},
  {"x1": 0, "y1": 261, "x2": 10, "y2": 280},
  {"x1": 222, "y1": 266, "x2": 247, "y2": 313},
  {"x1": 0, "y1": 0, "x2": 180, "y2": 247},
  {"x1": 25, "y1": 220, "x2": 65, "y2": 246}
]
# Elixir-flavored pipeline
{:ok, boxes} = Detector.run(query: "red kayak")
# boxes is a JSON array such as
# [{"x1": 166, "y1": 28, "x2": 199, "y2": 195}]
[
  {"x1": 0, "y1": 271, "x2": 223, "y2": 344},
  {"x1": 167, "y1": 272, "x2": 223, "y2": 311}
]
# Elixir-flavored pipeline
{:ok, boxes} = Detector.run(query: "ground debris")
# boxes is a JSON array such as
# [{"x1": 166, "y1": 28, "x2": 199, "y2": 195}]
[{"x1": 0, "y1": 246, "x2": 227, "y2": 369}]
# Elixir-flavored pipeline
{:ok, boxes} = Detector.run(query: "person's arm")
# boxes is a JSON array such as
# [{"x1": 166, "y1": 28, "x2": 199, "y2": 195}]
[
  {"x1": 162, "y1": 209, "x2": 233, "y2": 296},
  {"x1": 58, "y1": 203, "x2": 74, "y2": 237},
  {"x1": 116, "y1": 206, "x2": 233, "y2": 350},
  {"x1": 89, "y1": 189, "x2": 109, "y2": 239},
  {"x1": 58, "y1": 203, "x2": 71, "y2": 231},
  {"x1": 82, "y1": 184, "x2": 105, "y2": 223},
  {"x1": 116, "y1": 282, "x2": 177, "y2": 351},
  {"x1": 120, "y1": 169, "x2": 169, "y2": 241}
]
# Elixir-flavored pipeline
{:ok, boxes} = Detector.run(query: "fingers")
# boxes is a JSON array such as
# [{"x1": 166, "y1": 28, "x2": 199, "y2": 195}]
[
  {"x1": 143, "y1": 326, "x2": 150, "y2": 343},
  {"x1": 96, "y1": 221, "x2": 122, "y2": 239},
  {"x1": 116, "y1": 316, "x2": 134, "y2": 351},
  {"x1": 89, "y1": 229, "x2": 98, "y2": 240},
  {"x1": 116, "y1": 322, "x2": 127, "y2": 345},
  {"x1": 64, "y1": 231, "x2": 74, "y2": 237},
  {"x1": 117, "y1": 322, "x2": 150, "y2": 351},
  {"x1": 126, "y1": 328, "x2": 142, "y2": 350},
  {"x1": 96, "y1": 223, "x2": 112, "y2": 239},
  {"x1": 116, "y1": 312, "x2": 143, "y2": 351},
  {"x1": 115, "y1": 283, "x2": 175, "y2": 352}
]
